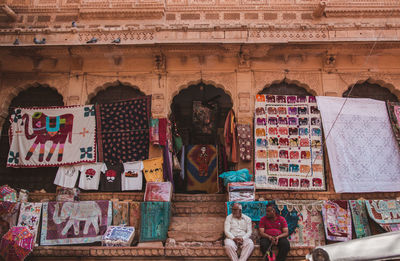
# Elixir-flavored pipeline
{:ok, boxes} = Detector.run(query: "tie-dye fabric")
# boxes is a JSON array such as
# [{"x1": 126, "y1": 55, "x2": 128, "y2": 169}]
[
  {"x1": 349, "y1": 200, "x2": 371, "y2": 238},
  {"x1": 112, "y1": 201, "x2": 129, "y2": 226}
]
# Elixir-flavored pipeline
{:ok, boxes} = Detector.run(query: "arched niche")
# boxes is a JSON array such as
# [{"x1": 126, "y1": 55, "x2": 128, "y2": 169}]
[
  {"x1": 343, "y1": 81, "x2": 399, "y2": 102},
  {"x1": 259, "y1": 80, "x2": 315, "y2": 96},
  {"x1": 89, "y1": 82, "x2": 145, "y2": 104},
  {"x1": 171, "y1": 82, "x2": 233, "y2": 145},
  {"x1": 0, "y1": 85, "x2": 64, "y2": 193}
]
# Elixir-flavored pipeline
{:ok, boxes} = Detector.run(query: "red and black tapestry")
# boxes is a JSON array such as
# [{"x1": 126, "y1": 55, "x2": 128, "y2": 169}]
[{"x1": 96, "y1": 96, "x2": 151, "y2": 164}]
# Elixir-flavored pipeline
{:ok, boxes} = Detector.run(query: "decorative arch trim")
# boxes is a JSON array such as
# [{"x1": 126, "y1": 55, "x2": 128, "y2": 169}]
[
  {"x1": 343, "y1": 78, "x2": 400, "y2": 100},
  {"x1": 87, "y1": 80, "x2": 145, "y2": 104},
  {"x1": 260, "y1": 78, "x2": 317, "y2": 96}
]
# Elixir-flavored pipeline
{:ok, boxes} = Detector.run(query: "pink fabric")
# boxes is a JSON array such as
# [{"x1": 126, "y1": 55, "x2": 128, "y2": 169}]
[{"x1": 259, "y1": 215, "x2": 288, "y2": 236}]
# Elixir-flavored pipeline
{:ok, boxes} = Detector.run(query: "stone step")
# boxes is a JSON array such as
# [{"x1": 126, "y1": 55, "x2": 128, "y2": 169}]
[{"x1": 172, "y1": 201, "x2": 226, "y2": 216}]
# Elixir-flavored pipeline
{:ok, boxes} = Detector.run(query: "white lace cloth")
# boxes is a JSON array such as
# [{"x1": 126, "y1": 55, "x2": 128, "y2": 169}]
[{"x1": 316, "y1": 96, "x2": 400, "y2": 193}]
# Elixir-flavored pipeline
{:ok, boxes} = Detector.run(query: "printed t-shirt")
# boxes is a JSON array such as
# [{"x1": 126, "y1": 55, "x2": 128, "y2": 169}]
[
  {"x1": 54, "y1": 166, "x2": 79, "y2": 188},
  {"x1": 122, "y1": 161, "x2": 144, "y2": 191},
  {"x1": 143, "y1": 157, "x2": 164, "y2": 182},
  {"x1": 78, "y1": 162, "x2": 105, "y2": 190},
  {"x1": 100, "y1": 162, "x2": 123, "y2": 191},
  {"x1": 259, "y1": 215, "x2": 288, "y2": 236}
]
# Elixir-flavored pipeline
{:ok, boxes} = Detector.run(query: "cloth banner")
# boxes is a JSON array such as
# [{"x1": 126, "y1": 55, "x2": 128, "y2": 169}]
[
  {"x1": 237, "y1": 124, "x2": 252, "y2": 161},
  {"x1": 226, "y1": 201, "x2": 274, "y2": 222},
  {"x1": 140, "y1": 202, "x2": 170, "y2": 242},
  {"x1": 186, "y1": 145, "x2": 218, "y2": 193},
  {"x1": 0, "y1": 226, "x2": 34, "y2": 261},
  {"x1": 96, "y1": 96, "x2": 151, "y2": 164},
  {"x1": 112, "y1": 201, "x2": 129, "y2": 226},
  {"x1": 387, "y1": 101, "x2": 400, "y2": 147},
  {"x1": 276, "y1": 200, "x2": 325, "y2": 248},
  {"x1": 317, "y1": 96, "x2": 400, "y2": 193},
  {"x1": 365, "y1": 200, "x2": 400, "y2": 232},
  {"x1": 349, "y1": 200, "x2": 371, "y2": 238},
  {"x1": 7, "y1": 105, "x2": 96, "y2": 167},
  {"x1": 129, "y1": 202, "x2": 141, "y2": 242},
  {"x1": 40, "y1": 200, "x2": 112, "y2": 245},
  {"x1": 255, "y1": 95, "x2": 325, "y2": 190},
  {"x1": 17, "y1": 202, "x2": 42, "y2": 244},
  {"x1": 321, "y1": 200, "x2": 352, "y2": 241}
]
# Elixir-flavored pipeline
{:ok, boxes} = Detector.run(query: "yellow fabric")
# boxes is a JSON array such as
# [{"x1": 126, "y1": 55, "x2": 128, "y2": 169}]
[{"x1": 143, "y1": 157, "x2": 164, "y2": 182}]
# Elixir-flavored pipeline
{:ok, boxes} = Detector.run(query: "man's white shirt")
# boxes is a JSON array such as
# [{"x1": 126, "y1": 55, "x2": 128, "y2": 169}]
[{"x1": 224, "y1": 214, "x2": 252, "y2": 240}]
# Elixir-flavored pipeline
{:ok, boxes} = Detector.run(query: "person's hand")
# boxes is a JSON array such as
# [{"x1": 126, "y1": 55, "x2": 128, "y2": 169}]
[
  {"x1": 272, "y1": 237, "x2": 278, "y2": 245},
  {"x1": 233, "y1": 237, "x2": 243, "y2": 246}
]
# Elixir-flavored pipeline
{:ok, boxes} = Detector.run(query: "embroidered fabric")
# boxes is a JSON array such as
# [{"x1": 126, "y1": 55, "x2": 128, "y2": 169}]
[{"x1": 317, "y1": 97, "x2": 400, "y2": 193}]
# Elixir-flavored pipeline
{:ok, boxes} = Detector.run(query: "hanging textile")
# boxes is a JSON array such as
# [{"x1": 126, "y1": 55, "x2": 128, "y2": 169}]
[
  {"x1": 387, "y1": 101, "x2": 400, "y2": 147},
  {"x1": 224, "y1": 110, "x2": 239, "y2": 163},
  {"x1": 0, "y1": 185, "x2": 17, "y2": 202},
  {"x1": 365, "y1": 200, "x2": 400, "y2": 232},
  {"x1": 40, "y1": 200, "x2": 112, "y2": 245},
  {"x1": 144, "y1": 182, "x2": 173, "y2": 202},
  {"x1": 317, "y1": 96, "x2": 400, "y2": 193},
  {"x1": 7, "y1": 105, "x2": 96, "y2": 167},
  {"x1": 129, "y1": 202, "x2": 141, "y2": 242},
  {"x1": 186, "y1": 144, "x2": 218, "y2": 193},
  {"x1": 163, "y1": 141, "x2": 173, "y2": 183},
  {"x1": 321, "y1": 200, "x2": 352, "y2": 241},
  {"x1": 139, "y1": 202, "x2": 170, "y2": 242},
  {"x1": 150, "y1": 118, "x2": 160, "y2": 145},
  {"x1": 349, "y1": 200, "x2": 371, "y2": 238},
  {"x1": 112, "y1": 201, "x2": 129, "y2": 226},
  {"x1": 100, "y1": 162, "x2": 123, "y2": 192},
  {"x1": 143, "y1": 158, "x2": 164, "y2": 182},
  {"x1": 96, "y1": 96, "x2": 151, "y2": 164},
  {"x1": 226, "y1": 201, "x2": 274, "y2": 221},
  {"x1": 0, "y1": 226, "x2": 34, "y2": 261},
  {"x1": 276, "y1": 200, "x2": 325, "y2": 247},
  {"x1": 0, "y1": 202, "x2": 20, "y2": 239},
  {"x1": 237, "y1": 123, "x2": 252, "y2": 161},
  {"x1": 17, "y1": 202, "x2": 42, "y2": 244},
  {"x1": 255, "y1": 95, "x2": 325, "y2": 190},
  {"x1": 54, "y1": 166, "x2": 79, "y2": 189}
]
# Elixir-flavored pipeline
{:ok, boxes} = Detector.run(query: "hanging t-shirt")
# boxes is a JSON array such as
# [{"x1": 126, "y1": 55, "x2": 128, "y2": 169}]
[
  {"x1": 122, "y1": 161, "x2": 144, "y2": 191},
  {"x1": 54, "y1": 166, "x2": 79, "y2": 188},
  {"x1": 78, "y1": 162, "x2": 105, "y2": 190},
  {"x1": 100, "y1": 163, "x2": 123, "y2": 192},
  {"x1": 143, "y1": 157, "x2": 164, "y2": 182}
]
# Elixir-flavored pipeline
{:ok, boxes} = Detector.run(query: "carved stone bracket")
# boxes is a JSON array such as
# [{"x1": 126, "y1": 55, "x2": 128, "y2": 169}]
[
  {"x1": 238, "y1": 92, "x2": 250, "y2": 112},
  {"x1": 152, "y1": 93, "x2": 165, "y2": 114}
]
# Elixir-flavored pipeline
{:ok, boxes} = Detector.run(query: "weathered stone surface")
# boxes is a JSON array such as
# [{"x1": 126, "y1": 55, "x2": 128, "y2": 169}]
[{"x1": 168, "y1": 217, "x2": 225, "y2": 242}]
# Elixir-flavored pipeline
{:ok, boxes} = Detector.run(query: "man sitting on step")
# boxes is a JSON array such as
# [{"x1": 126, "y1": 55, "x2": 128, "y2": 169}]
[{"x1": 224, "y1": 203, "x2": 254, "y2": 261}]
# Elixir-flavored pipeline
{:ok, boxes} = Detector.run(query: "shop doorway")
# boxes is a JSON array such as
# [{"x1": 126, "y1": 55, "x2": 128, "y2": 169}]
[{"x1": 171, "y1": 82, "x2": 233, "y2": 193}]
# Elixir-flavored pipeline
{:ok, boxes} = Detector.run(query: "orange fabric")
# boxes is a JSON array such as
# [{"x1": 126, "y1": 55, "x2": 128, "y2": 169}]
[{"x1": 224, "y1": 110, "x2": 239, "y2": 163}]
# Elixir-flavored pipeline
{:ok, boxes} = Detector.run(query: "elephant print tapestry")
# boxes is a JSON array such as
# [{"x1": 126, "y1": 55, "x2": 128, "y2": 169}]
[
  {"x1": 96, "y1": 96, "x2": 151, "y2": 164},
  {"x1": 254, "y1": 94, "x2": 325, "y2": 190},
  {"x1": 321, "y1": 200, "x2": 352, "y2": 242},
  {"x1": 387, "y1": 101, "x2": 400, "y2": 148},
  {"x1": 365, "y1": 200, "x2": 400, "y2": 232},
  {"x1": 7, "y1": 105, "x2": 96, "y2": 167},
  {"x1": 40, "y1": 200, "x2": 112, "y2": 245},
  {"x1": 186, "y1": 145, "x2": 218, "y2": 193}
]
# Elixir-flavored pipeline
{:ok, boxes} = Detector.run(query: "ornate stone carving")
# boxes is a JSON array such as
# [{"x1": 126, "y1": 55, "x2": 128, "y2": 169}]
[
  {"x1": 152, "y1": 93, "x2": 165, "y2": 114},
  {"x1": 238, "y1": 92, "x2": 250, "y2": 112}
]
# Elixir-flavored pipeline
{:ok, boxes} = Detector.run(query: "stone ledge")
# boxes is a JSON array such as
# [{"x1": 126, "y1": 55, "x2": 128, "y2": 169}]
[{"x1": 32, "y1": 246, "x2": 312, "y2": 258}]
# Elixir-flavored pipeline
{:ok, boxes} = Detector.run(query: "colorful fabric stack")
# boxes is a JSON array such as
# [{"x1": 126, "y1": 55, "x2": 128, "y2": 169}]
[
  {"x1": 17, "y1": 202, "x2": 42, "y2": 244},
  {"x1": 102, "y1": 226, "x2": 135, "y2": 247},
  {"x1": 321, "y1": 200, "x2": 352, "y2": 241},
  {"x1": 277, "y1": 200, "x2": 325, "y2": 248},
  {"x1": 140, "y1": 202, "x2": 170, "y2": 242},
  {"x1": 226, "y1": 201, "x2": 274, "y2": 221},
  {"x1": 349, "y1": 200, "x2": 371, "y2": 238},
  {"x1": 186, "y1": 145, "x2": 218, "y2": 193},
  {"x1": 254, "y1": 94, "x2": 325, "y2": 190},
  {"x1": 387, "y1": 101, "x2": 400, "y2": 147},
  {"x1": 237, "y1": 123, "x2": 252, "y2": 161},
  {"x1": 96, "y1": 96, "x2": 151, "y2": 164},
  {"x1": 0, "y1": 185, "x2": 17, "y2": 203},
  {"x1": 0, "y1": 226, "x2": 34, "y2": 261},
  {"x1": 40, "y1": 200, "x2": 112, "y2": 245},
  {"x1": 7, "y1": 105, "x2": 96, "y2": 167},
  {"x1": 317, "y1": 97, "x2": 400, "y2": 193},
  {"x1": 112, "y1": 201, "x2": 129, "y2": 226},
  {"x1": 365, "y1": 200, "x2": 400, "y2": 232},
  {"x1": 228, "y1": 182, "x2": 255, "y2": 202}
]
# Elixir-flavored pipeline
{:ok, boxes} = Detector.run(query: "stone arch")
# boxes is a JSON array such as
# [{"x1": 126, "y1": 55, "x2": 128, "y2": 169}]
[
  {"x1": 0, "y1": 85, "x2": 64, "y2": 193},
  {"x1": 343, "y1": 79, "x2": 399, "y2": 102},
  {"x1": 167, "y1": 73, "x2": 236, "y2": 116},
  {"x1": 259, "y1": 78, "x2": 316, "y2": 96},
  {"x1": 0, "y1": 82, "x2": 65, "y2": 132},
  {"x1": 88, "y1": 81, "x2": 146, "y2": 104},
  {"x1": 170, "y1": 80, "x2": 233, "y2": 145}
]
